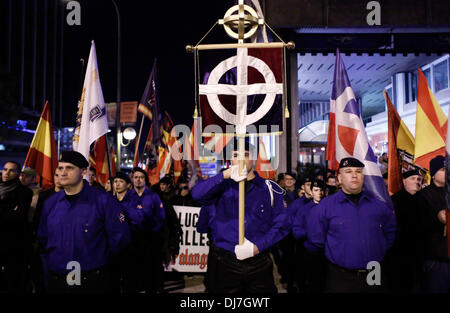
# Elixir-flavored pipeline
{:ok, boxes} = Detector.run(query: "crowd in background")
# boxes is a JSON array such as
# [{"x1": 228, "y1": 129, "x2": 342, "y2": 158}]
[{"x1": 0, "y1": 152, "x2": 448, "y2": 293}]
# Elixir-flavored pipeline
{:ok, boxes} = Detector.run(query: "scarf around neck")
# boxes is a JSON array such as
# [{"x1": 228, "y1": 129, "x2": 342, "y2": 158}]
[{"x1": 0, "y1": 178, "x2": 21, "y2": 200}]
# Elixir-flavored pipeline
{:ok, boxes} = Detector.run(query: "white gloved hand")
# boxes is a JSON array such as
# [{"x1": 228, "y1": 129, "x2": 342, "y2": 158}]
[
  {"x1": 234, "y1": 238, "x2": 255, "y2": 260},
  {"x1": 230, "y1": 164, "x2": 248, "y2": 182}
]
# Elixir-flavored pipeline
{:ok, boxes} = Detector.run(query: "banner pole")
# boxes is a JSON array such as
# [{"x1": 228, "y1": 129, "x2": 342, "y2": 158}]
[{"x1": 238, "y1": 135, "x2": 245, "y2": 245}]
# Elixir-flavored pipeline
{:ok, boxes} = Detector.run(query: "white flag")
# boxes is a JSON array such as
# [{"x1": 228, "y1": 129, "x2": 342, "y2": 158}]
[{"x1": 72, "y1": 41, "x2": 109, "y2": 162}]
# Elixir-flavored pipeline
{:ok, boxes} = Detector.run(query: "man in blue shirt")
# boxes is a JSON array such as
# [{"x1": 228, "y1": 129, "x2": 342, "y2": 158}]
[
  {"x1": 112, "y1": 171, "x2": 163, "y2": 293},
  {"x1": 307, "y1": 157, "x2": 396, "y2": 293},
  {"x1": 292, "y1": 179, "x2": 326, "y2": 293},
  {"x1": 192, "y1": 139, "x2": 290, "y2": 293},
  {"x1": 128, "y1": 167, "x2": 166, "y2": 293},
  {"x1": 37, "y1": 151, "x2": 131, "y2": 293}
]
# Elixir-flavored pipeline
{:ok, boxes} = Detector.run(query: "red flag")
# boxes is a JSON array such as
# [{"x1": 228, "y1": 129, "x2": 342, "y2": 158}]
[
  {"x1": 255, "y1": 139, "x2": 275, "y2": 179},
  {"x1": 23, "y1": 101, "x2": 58, "y2": 189},
  {"x1": 326, "y1": 100, "x2": 339, "y2": 171},
  {"x1": 110, "y1": 146, "x2": 116, "y2": 176},
  {"x1": 92, "y1": 135, "x2": 109, "y2": 185},
  {"x1": 386, "y1": 92, "x2": 403, "y2": 196}
]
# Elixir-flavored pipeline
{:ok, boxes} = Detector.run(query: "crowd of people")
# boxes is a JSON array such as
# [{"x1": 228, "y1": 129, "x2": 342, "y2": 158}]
[
  {"x1": 0, "y1": 143, "x2": 448, "y2": 293},
  {"x1": 0, "y1": 151, "x2": 192, "y2": 293}
]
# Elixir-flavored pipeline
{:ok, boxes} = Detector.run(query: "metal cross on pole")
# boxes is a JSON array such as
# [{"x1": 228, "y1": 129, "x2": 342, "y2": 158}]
[{"x1": 187, "y1": 0, "x2": 294, "y2": 245}]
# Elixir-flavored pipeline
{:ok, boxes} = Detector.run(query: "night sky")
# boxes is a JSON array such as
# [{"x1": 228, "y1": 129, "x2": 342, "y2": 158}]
[{"x1": 62, "y1": 0, "x2": 233, "y2": 128}]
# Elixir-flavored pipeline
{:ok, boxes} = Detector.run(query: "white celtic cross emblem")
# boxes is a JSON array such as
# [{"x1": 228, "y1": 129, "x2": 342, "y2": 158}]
[{"x1": 199, "y1": 48, "x2": 283, "y2": 135}]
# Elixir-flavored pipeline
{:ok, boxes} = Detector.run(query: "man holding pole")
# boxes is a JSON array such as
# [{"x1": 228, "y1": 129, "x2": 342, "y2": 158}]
[{"x1": 192, "y1": 138, "x2": 289, "y2": 293}]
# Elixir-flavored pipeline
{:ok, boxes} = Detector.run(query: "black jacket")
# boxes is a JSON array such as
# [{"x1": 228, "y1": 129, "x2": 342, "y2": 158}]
[
  {"x1": 172, "y1": 193, "x2": 199, "y2": 207},
  {"x1": 390, "y1": 188, "x2": 424, "y2": 259},
  {"x1": 0, "y1": 179, "x2": 33, "y2": 253},
  {"x1": 416, "y1": 183, "x2": 449, "y2": 262}
]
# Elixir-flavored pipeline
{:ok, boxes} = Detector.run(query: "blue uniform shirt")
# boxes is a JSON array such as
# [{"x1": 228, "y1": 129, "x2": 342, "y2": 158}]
[
  {"x1": 37, "y1": 182, "x2": 131, "y2": 274},
  {"x1": 196, "y1": 204, "x2": 216, "y2": 236},
  {"x1": 192, "y1": 172, "x2": 290, "y2": 254},
  {"x1": 291, "y1": 200, "x2": 316, "y2": 240},
  {"x1": 307, "y1": 190, "x2": 396, "y2": 270},
  {"x1": 287, "y1": 195, "x2": 311, "y2": 229},
  {"x1": 128, "y1": 188, "x2": 165, "y2": 233}
]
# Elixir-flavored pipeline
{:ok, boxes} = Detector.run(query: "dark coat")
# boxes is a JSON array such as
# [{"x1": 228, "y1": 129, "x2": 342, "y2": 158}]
[
  {"x1": 0, "y1": 179, "x2": 33, "y2": 254},
  {"x1": 416, "y1": 183, "x2": 449, "y2": 262}
]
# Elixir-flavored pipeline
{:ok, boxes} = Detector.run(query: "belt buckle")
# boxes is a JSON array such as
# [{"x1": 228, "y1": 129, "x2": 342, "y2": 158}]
[{"x1": 357, "y1": 269, "x2": 367, "y2": 275}]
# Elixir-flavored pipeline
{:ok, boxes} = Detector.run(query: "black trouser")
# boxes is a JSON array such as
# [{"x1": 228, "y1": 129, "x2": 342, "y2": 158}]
[
  {"x1": 0, "y1": 251, "x2": 27, "y2": 293},
  {"x1": 303, "y1": 248, "x2": 327, "y2": 293},
  {"x1": 273, "y1": 234, "x2": 298, "y2": 292},
  {"x1": 208, "y1": 242, "x2": 277, "y2": 294},
  {"x1": 29, "y1": 245, "x2": 46, "y2": 293},
  {"x1": 325, "y1": 262, "x2": 387, "y2": 293},
  {"x1": 121, "y1": 232, "x2": 163, "y2": 293},
  {"x1": 47, "y1": 265, "x2": 112, "y2": 294},
  {"x1": 203, "y1": 240, "x2": 216, "y2": 293},
  {"x1": 384, "y1": 252, "x2": 421, "y2": 293}
]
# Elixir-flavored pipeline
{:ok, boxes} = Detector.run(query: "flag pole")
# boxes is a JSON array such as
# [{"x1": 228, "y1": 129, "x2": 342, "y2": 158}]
[
  {"x1": 135, "y1": 114, "x2": 145, "y2": 165},
  {"x1": 238, "y1": 134, "x2": 245, "y2": 245},
  {"x1": 104, "y1": 134, "x2": 113, "y2": 179}
]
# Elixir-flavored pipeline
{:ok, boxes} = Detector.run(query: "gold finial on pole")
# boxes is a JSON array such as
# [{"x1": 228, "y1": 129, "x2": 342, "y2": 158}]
[
  {"x1": 218, "y1": 0, "x2": 263, "y2": 42},
  {"x1": 185, "y1": 45, "x2": 194, "y2": 53},
  {"x1": 193, "y1": 106, "x2": 198, "y2": 118}
]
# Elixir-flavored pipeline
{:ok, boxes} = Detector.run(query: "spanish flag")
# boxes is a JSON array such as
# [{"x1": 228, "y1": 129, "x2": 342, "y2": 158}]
[
  {"x1": 256, "y1": 138, "x2": 275, "y2": 179},
  {"x1": 385, "y1": 91, "x2": 415, "y2": 195},
  {"x1": 414, "y1": 68, "x2": 447, "y2": 169},
  {"x1": 23, "y1": 101, "x2": 58, "y2": 189},
  {"x1": 92, "y1": 135, "x2": 111, "y2": 186}
]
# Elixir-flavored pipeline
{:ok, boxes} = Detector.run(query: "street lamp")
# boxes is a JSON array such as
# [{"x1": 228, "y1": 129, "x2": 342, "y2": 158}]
[
  {"x1": 121, "y1": 127, "x2": 136, "y2": 146},
  {"x1": 111, "y1": 0, "x2": 121, "y2": 171}
]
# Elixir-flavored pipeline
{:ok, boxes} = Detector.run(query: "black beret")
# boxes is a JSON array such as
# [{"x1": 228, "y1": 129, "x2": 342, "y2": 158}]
[
  {"x1": 430, "y1": 155, "x2": 445, "y2": 177},
  {"x1": 339, "y1": 157, "x2": 365, "y2": 169},
  {"x1": 284, "y1": 172, "x2": 297, "y2": 181},
  {"x1": 402, "y1": 169, "x2": 420, "y2": 179},
  {"x1": 311, "y1": 179, "x2": 325, "y2": 189},
  {"x1": 303, "y1": 176, "x2": 313, "y2": 184},
  {"x1": 114, "y1": 171, "x2": 131, "y2": 184},
  {"x1": 59, "y1": 151, "x2": 89, "y2": 169}
]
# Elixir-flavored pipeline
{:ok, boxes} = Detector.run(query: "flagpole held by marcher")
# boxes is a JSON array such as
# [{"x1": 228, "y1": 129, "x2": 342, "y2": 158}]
[
  {"x1": 238, "y1": 135, "x2": 245, "y2": 245},
  {"x1": 187, "y1": 0, "x2": 291, "y2": 247}
]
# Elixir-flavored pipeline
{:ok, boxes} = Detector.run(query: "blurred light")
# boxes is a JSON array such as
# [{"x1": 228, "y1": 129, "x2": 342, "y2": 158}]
[
  {"x1": 0, "y1": 144, "x2": 5, "y2": 151},
  {"x1": 313, "y1": 149, "x2": 317, "y2": 153},
  {"x1": 123, "y1": 127, "x2": 136, "y2": 140},
  {"x1": 321, "y1": 147, "x2": 325, "y2": 151},
  {"x1": 16, "y1": 120, "x2": 28, "y2": 128}
]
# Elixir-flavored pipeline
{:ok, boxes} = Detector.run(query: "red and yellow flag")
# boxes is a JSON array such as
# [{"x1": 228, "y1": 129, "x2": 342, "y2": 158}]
[
  {"x1": 92, "y1": 135, "x2": 110, "y2": 185},
  {"x1": 23, "y1": 101, "x2": 58, "y2": 189},
  {"x1": 385, "y1": 91, "x2": 415, "y2": 195},
  {"x1": 414, "y1": 68, "x2": 447, "y2": 169}
]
